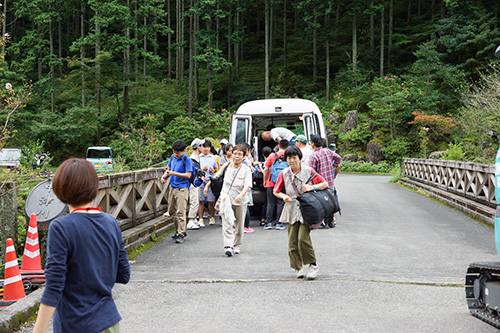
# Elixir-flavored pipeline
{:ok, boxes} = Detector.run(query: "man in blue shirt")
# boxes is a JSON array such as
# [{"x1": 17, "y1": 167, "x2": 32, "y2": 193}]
[{"x1": 161, "y1": 140, "x2": 193, "y2": 243}]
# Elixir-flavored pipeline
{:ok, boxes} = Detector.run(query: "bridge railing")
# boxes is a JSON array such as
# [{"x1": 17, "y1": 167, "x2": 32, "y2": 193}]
[
  {"x1": 402, "y1": 158, "x2": 496, "y2": 208},
  {"x1": 91, "y1": 167, "x2": 169, "y2": 231}
]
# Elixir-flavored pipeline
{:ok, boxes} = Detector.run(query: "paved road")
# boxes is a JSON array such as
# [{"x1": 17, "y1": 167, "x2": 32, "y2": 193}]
[
  {"x1": 110, "y1": 174, "x2": 499, "y2": 332},
  {"x1": 18, "y1": 174, "x2": 499, "y2": 332}
]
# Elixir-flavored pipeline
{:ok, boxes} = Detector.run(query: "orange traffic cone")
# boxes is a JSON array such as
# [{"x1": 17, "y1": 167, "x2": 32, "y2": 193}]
[
  {"x1": 20, "y1": 213, "x2": 45, "y2": 286},
  {"x1": 0, "y1": 238, "x2": 26, "y2": 306}
]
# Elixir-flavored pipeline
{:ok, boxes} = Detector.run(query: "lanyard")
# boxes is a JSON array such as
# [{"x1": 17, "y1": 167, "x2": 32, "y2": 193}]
[{"x1": 70, "y1": 207, "x2": 102, "y2": 214}]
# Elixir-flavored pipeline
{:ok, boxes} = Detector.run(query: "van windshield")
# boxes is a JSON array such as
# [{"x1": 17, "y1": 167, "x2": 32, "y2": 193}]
[{"x1": 87, "y1": 149, "x2": 112, "y2": 159}]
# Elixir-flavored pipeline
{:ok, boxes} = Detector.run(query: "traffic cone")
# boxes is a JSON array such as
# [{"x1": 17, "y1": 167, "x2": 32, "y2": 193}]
[
  {"x1": 0, "y1": 238, "x2": 26, "y2": 306},
  {"x1": 20, "y1": 213, "x2": 45, "y2": 286}
]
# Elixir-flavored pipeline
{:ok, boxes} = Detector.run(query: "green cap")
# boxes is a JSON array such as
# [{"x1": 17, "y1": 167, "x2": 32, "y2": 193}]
[{"x1": 296, "y1": 135, "x2": 307, "y2": 144}]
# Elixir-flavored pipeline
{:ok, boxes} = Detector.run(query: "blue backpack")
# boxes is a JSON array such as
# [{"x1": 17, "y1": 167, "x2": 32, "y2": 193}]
[
  {"x1": 168, "y1": 155, "x2": 203, "y2": 187},
  {"x1": 270, "y1": 152, "x2": 288, "y2": 183}
]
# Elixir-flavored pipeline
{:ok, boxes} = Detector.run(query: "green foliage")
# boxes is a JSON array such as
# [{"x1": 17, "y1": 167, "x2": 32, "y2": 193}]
[
  {"x1": 163, "y1": 116, "x2": 203, "y2": 150},
  {"x1": 338, "y1": 125, "x2": 372, "y2": 152},
  {"x1": 389, "y1": 163, "x2": 402, "y2": 183},
  {"x1": 442, "y1": 142, "x2": 466, "y2": 161},
  {"x1": 381, "y1": 137, "x2": 412, "y2": 163},
  {"x1": 340, "y1": 160, "x2": 394, "y2": 174}
]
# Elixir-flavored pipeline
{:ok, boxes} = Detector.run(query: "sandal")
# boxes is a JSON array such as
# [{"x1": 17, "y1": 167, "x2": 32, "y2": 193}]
[{"x1": 260, "y1": 219, "x2": 266, "y2": 226}]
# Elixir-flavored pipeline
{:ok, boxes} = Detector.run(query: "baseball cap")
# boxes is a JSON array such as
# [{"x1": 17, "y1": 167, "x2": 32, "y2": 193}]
[
  {"x1": 220, "y1": 139, "x2": 228, "y2": 145},
  {"x1": 191, "y1": 138, "x2": 205, "y2": 149},
  {"x1": 296, "y1": 135, "x2": 307, "y2": 144}
]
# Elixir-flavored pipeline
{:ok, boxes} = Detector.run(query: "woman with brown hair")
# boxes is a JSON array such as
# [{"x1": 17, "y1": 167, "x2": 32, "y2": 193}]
[{"x1": 34, "y1": 158, "x2": 130, "y2": 333}]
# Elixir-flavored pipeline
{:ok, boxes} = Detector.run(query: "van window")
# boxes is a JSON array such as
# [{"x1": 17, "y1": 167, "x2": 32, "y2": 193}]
[{"x1": 235, "y1": 118, "x2": 249, "y2": 144}]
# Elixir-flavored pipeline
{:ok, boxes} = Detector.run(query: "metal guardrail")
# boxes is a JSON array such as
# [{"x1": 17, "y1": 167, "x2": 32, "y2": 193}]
[
  {"x1": 92, "y1": 168, "x2": 169, "y2": 231},
  {"x1": 402, "y1": 158, "x2": 495, "y2": 208}
]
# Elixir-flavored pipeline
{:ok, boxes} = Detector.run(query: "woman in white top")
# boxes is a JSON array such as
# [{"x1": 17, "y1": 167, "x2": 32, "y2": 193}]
[{"x1": 211, "y1": 144, "x2": 253, "y2": 257}]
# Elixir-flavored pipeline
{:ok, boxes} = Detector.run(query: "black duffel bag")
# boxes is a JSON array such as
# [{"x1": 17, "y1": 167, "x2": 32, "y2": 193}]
[{"x1": 289, "y1": 170, "x2": 340, "y2": 225}]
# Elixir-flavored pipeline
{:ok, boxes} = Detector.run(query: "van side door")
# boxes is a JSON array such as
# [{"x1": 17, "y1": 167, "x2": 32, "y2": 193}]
[{"x1": 230, "y1": 114, "x2": 252, "y2": 146}]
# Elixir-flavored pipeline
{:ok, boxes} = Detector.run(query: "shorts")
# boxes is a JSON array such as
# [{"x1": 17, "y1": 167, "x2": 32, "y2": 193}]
[{"x1": 200, "y1": 181, "x2": 216, "y2": 202}]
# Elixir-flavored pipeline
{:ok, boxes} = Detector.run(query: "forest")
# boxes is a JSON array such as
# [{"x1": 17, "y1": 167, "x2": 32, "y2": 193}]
[{"x1": 1, "y1": 0, "x2": 500, "y2": 169}]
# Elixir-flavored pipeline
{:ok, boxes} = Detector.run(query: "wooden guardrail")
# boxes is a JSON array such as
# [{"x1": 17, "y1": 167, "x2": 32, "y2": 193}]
[
  {"x1": 402, "y1": 158, "x2": 495, "y2": 208},
  {"x1": 91, "y1": 167, "x2": 169, "y2": 232}
]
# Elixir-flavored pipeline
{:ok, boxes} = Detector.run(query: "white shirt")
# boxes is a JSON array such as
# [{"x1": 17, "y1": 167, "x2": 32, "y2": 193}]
[
  {"x1": 300, "y1": 146, "x2": 314, "y2": 165},
  {"x1": 270, "y1": 127, "x2": 296, "y2": 141}
]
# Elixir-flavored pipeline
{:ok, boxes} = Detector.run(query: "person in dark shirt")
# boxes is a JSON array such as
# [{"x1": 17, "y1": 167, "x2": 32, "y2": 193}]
[{"x1": 34, "y1": 159, "x2": 130, "y2": 333}]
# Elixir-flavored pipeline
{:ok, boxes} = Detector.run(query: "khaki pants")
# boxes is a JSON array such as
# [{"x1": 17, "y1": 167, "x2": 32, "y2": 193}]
[
  {"x1": 221, "y1": 204, "x2": 247, "y2": 249},
  {"x1": 188, "y1": 185, "x2": 199, "y2": 219},
  {"x1": 168, "y1": 186, "x2": 189, "y2": 236},
  {"x1": 287, "y1": 222, "x2": 316, "y2": 270},
  {"x1": 101, "y1": 322, "x2": 120, "y2": 333}
]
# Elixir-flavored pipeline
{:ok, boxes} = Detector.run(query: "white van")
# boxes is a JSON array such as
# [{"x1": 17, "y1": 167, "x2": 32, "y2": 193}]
[{"x1": 229, "y1": 98, "x2": 327, "y2": 203}]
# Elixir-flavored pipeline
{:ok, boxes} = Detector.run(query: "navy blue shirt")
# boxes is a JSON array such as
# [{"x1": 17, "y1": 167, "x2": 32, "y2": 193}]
[
  {"x1": 167, "y1": 153, "x2": 193, "y2": 189},
  {"x1": 40, "y1": 212, "x2": 130, "y2": 333}
]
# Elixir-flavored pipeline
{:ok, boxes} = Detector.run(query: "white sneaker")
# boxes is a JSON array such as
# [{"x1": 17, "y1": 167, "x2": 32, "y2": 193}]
[
  {"x1": 306, "y1": 264, "x2": 319, "y2": 280},
  {"x1": 199, "y1": 220, "x2": 205, "y2": 227},
  {"x1": 209, "y1": 217, "x2": 216, "y2": 225},
  {"x1": 186, "y1": 220, "x2": 200, "y2": 230},
  {"x1": 296, "y1": 268, "x2": 305, "y2": 278},
  {"x1": 233, "y1": 248, "x2": 241, "y2": 254}
]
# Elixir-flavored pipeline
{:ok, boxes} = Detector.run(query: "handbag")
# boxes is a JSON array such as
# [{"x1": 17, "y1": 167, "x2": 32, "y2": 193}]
[{"x1": 288, "y1": 170, "x2": 339, "y2": 225}]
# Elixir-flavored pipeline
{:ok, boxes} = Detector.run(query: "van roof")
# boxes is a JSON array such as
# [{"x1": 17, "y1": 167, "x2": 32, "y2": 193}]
[{"x1": 236, "y1": 98, "x2": 320, "y2": 115}]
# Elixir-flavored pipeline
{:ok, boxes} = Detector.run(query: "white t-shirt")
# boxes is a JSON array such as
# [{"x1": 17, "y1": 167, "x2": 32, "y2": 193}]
[
  {"x1": 270, "y1": 127, "x2": 296, "y2": 141},
  {"x1": 216, "y1": 163, "x2": 252, "y2": 206},
  {"x1": 300, "y1": 146, "x2": 314, "y2": 165}
]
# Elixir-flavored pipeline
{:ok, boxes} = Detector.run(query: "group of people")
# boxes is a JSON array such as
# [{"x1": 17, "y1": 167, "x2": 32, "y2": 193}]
[
  {"x1": 162, "y1": 127, "x2": 341, "y2": 278},
  {"x1": 31, "y1": 126, "x2": 341, "y2": 332}
]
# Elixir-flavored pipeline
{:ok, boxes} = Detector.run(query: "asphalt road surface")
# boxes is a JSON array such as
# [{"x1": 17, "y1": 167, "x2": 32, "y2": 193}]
[
  {"x1": 113, "y1": 174, "x2": 498, "y2": 333},
  {"x1": 19, "y1": 174, "x2": 500, "y2": 332}
]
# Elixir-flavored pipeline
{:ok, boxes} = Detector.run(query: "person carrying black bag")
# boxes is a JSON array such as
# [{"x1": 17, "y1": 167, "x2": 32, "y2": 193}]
[{"x1": 273, "y1": 146, "x2": 329, "y2": 280}]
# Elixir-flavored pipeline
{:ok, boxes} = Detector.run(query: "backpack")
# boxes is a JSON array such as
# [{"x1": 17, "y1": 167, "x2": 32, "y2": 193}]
[
  {"x1": 210, "y1": 164, "x2": 229, "y2": 201},
  {"x1": 168, "y1": 155, "x2": 203, "y2": 187},
  {"x1": 270, "y1": 152, "x2": 288, "y2": 183}
]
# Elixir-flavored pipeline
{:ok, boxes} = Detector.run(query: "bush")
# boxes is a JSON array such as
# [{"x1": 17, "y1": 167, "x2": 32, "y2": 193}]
[
  {"x1": 382, "y1": 137, "x2": 411, "y2": 163},
  {"x1": 442, "y1": 143, "x2": 465, "y2": 161},
  {"x1": 340, "y1": 160, "x2": 394, "y2": 174}
]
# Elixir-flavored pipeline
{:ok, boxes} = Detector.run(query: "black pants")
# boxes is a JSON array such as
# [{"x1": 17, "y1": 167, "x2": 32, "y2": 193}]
[
  {"x1": 265, "y1": 187, "x2": 284, "y2": 224},
  {"x1": 245, "y1": 207, "x2": 250, "y2": 228}
]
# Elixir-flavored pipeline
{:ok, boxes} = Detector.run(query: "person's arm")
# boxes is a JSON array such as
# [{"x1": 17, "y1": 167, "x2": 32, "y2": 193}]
[
  {"x1": 116, "y1": 233, "x2": 130, "y2": 284},
  {"x1": 33, "y1": 304, "x2": 56, "y2": 333},
  {"x1": 273, "y1": 173, "x2": 292, "y2": 202},
  {"x1": 203, "y1": 180, "x2": 211, "y2": 196},
  {"x1": 302, "y1": 171, "x2": 328, "y2": 192},
  {"x1": 235, "y1": 185, "x2": 250, "y2": 204},
  {"x1": 165, "y1": 170, "x2": 192, "y2": 179}
]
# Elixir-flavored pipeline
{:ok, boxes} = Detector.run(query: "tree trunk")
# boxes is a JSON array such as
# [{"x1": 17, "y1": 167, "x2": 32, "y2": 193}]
[
  {"x1": 313, "y1": 8, "x2": 317, "y2": 83},
  {"x1": 407, "y1": 0, "x2": 411, "y2": 23},
  {"x1": 143, "y1": 17, "x2": 147, "y2": 79},
  {"x1": 227, "y1": 8, "x2": 232, "y2": 109},
  {"x1": 265, "y1": 0, "x2": 269, "y2": 98},
  {"x1": 176, "y1": 0, "x2": 181, "y2": 82},
  {"x1": 388, "y1": 0, "x2": 393, "y2": 72},
  {"x1": 189, "y1": 0, "x2": 194, "y2": 118},
  {"x1": 352, "y1": 13, "x2": 357, "y2": 84},
  {"x1": 235, "y1": 1, "x2": 240, "y2": 75},
  {"x1": 207, "y1": 19, "x2": 213, "y2": 109},
  {"x1": 123, "y1": 0, "x2": 131, "y2": 123},
  {"x1": 58, "y1": 20, "x2": 62, "y2": 77},
  {"x1": 134, "y1": 1, "x2": 139, "y2": 92},
  {"x1": 325, "y1": 12, "x2": 330, "y2": 103},
  {"x1": 283, "y1": 0, "x2": 287, "y2": 75},
  {"x1": 194, "y1": 10, "x2": 199, "y2": 103},
  {"x1": 370, "y1": 1, "x2": 374, "y2": 51},
  {"x1": 1, "y1": 0, "x2": 6, "y2": 53},
  {"x1": 269, "y1": 1, "x2": 273, "y2": 62},
  {"x1": 81, "y1": 3, "x2": 86, "y2": 108},
  {"x1": 49, "y1": 5, "x2": 55, "y2": 113},
  {"x1": 95, "y1": 10, "x2": 102, "y2": 143},
  {"x1": 168, "y1": 0, "x2": 172, "y2": 78},
  {"x1": 441, "y1": 0, "x2": 446, "y2": 18},
  {"x1": 379, "y1": 5, "x2": 385, "y2": 77}
]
